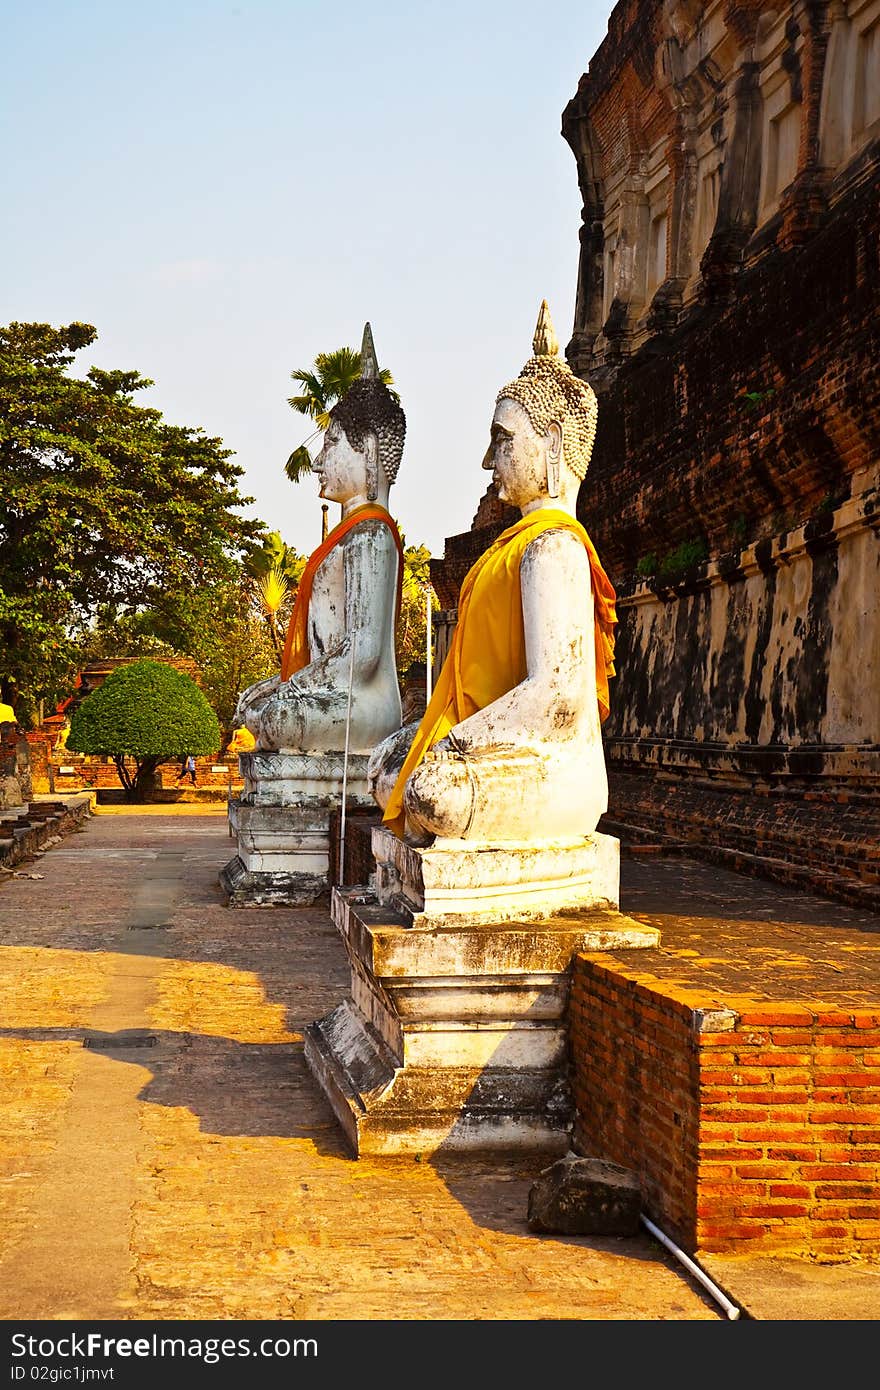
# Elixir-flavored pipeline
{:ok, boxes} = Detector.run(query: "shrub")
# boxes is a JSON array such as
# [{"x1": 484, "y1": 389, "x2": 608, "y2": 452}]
[
  {"x1": 636, "y1": 553, "x2": 658, "y2": 579},
  {"x1": 67, "y1": 659, "x2": 220, "y2": 800},
  {"x1": 657, "y1": 537, "x2": 708, "y2": 582}
]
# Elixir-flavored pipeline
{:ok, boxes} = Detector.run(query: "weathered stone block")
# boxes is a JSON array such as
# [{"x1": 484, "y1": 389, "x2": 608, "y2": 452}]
[
  {"x1": 527, "y1": 1154, "x2": 642, "y2": 1235},
  {"x1": 372, "y1": 826, "x2": 621, "y2": 926},
  {"x1": 303, "y1": 886, "x2": 658, "y2": 1157},
  {"x1": 222, "y1": 749, "x2": 375, "y2": 907}
]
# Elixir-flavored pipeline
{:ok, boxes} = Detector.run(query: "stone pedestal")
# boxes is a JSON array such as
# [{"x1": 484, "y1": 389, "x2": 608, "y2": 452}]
[
  {"x1": 371, "y1": 825, "x2": 620, "y2": 925},
  {"x1": 220, "y1": 750, "x2": 373, "y2": 907},
  {"x1": 304, "y1": 827, "x2": 659, "y2": 1156}
]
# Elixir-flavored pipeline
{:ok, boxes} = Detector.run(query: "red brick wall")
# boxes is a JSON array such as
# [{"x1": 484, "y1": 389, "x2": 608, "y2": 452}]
[
  {"x1": 571, "y1": 959, "x2": 701, "y2": 1247},
  {"x1": 50, "y1": 754, "x2": 238, "y2": 793},
  {"x1": 578, "y1": 168, "x2": 880, "y2": 583},
  {"x1": 571, "y1": 956, "x2": 880, "y2": 1256},
  {"x1": 602, "y1": 771, "x2": 880, "y2": 911}
]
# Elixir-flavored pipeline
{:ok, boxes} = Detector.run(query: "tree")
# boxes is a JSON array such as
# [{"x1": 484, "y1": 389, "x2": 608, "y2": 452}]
[
  {"x1": 73, "y1": 527, "x2": 308, "y2": 751},
  {"x1": 67, "y1": 658, "x2": 220, "y2": 801},
  {"x1": 285, "y1": 346, "x2": 397, "y2": 482},
  {"x1": 397, "y1": 540, "x2": 439, "y2": 680},
  {"x1": 0, "y1": 322, "x2": 263, "y2": 723},
  {"x1": 242, "y1": 530, "x2": 306, "y2": 659}
]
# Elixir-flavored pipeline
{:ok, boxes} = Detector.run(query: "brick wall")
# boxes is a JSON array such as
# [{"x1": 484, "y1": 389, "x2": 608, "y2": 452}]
[
  {"x1": 602, "y1": 770, "x2": 880, "y2": 911},
  {"x1": 571, "y1": 957, "x2": 880, "y2": 1256},
  {"x1": 0, "y1": 722, "x2": 32, "y2": 807},
  {"x1": 49, "y1": 753, "x2": 239, "y2": 794},
  {"x1": 571, "y1": 959, "x2": 701, "y2": 1246},
  {"x1": 578, "y1": 169, "x2": 880, "y2": 583},
  {"x1": 328, "y1": 807, "x2": 383, "y2": 888}
]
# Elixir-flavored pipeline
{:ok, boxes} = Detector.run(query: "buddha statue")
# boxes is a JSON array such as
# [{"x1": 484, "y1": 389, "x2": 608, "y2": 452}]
[
  {"x1": 222, "y1": 324, "x2": 405, "y2": 906},
  {"x1": 303, "y1": 311, "x2": 649, "y2": 1156},
  {"x1": 372, "y1": 300, "x2": 616, "y2": 847},
  {"x1": 235, "y1": 323, "x2": 405, "y2": 757}
]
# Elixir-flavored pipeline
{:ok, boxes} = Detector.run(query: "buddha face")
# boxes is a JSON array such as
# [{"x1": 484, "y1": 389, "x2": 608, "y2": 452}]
[
  {"x1": 482, "y1": 397, "x2": 561, "y2": 509},
  {"x1": 312, "y1": 419, "x2": 374, "y2": 504}
]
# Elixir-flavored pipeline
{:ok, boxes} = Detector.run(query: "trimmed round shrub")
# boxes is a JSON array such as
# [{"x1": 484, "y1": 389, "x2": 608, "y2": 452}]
[{"x1": 68, "y1": 659, "x2": 220, "y2": 799}]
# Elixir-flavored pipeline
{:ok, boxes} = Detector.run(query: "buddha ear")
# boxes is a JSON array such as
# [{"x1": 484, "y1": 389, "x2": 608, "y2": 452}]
[
  {"x1": 546, "y1": 420, "x2": 563, "y2": 498},
  {"x1": 363, "y1": 431, "x2": 380, "y2": 501}
]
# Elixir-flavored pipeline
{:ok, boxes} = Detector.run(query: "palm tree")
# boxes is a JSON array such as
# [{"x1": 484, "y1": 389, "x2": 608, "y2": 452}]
[
  {"x1": 244, "y1": 531, "x2": 306, "y2": 656},
  {"x1": 285, "y1": 346, "x2": 397, "y2": 482}
]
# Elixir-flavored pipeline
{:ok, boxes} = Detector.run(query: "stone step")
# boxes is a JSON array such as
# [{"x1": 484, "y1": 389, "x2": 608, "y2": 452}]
[
  {"x1": 608, "y1": 812, "x2": 879, "y2": 887},
  {"x1": 304, "y1": 997, "x2": 572, "y2": 1158},
  {"x1": 692, "y1": 843, "x2": 880, "y2": 910},
  {"x1": 611, "y1": 806, "x2": 873, "y2": 867}
]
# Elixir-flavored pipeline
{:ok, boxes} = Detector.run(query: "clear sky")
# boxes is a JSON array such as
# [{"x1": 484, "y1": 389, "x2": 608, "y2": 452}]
[{"x1": 2, "y1": 1, "x2": 608, "y2": 560}]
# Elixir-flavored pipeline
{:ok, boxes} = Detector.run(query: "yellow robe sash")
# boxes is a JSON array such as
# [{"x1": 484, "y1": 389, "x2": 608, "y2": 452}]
[
  {"x1": 280, "y1": 504, "x2": 404, "y2": 682},
  {"x1": 383, "y1": 508, "x2": 617, "y2": 837}
]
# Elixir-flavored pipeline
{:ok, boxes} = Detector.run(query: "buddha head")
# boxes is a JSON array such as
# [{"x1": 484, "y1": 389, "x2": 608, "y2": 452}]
[
  {"x1": 314, "y1": 323, "x2": 406, "y2": 509},
  {"x1": 482, "y1": 301, "x2": 598, "y2": 513}
]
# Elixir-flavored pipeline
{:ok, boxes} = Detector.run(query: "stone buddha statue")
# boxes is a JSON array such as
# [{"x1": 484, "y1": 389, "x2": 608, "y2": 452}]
[
  {"x1": 235, "y1": 323, "x2": 405, "y2": 756},
  {"x1": 222, "y1": 324, "x2": 406, "y2": 906},
  {"x1": 372, "y1": 300, "x2": 616, "y2": 848},
  {"x1": 302, "y1": 310, "x2": 646, "y2": 1157}
]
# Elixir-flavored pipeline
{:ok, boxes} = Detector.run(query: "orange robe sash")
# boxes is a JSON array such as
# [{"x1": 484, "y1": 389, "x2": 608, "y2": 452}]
[
  {"x1": 383, "y1": 508, "x2": 617, "y2": 837},
  {"x1": 280, "y1": 504, "x2": 405, "y2": 682}
]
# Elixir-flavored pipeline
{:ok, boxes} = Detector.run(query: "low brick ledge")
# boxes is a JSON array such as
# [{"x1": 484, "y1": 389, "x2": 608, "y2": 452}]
[
  {"x1": 0, "y1": 795, "x2": 93, "y2": 871},
  {"x1": 602, "y1": 772, "x2": 880, "y2": 912},
  {"x1": 570, "y1": 950, "x2": 880, "y2": 1259}
]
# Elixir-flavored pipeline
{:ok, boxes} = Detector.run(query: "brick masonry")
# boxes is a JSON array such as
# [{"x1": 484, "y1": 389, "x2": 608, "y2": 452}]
[
  {"x1": 0, "y1": 796, "x2": 93, "y2": 869},
  {"x1": 601, "y1": 769, "x2": 880, "y2": 912},
  {"x1": 38, "y1": 750, "x2": 241, "y2": 798},
  {"x1": 571, "y1": 957, "x2": 880, "y2": 1258}
]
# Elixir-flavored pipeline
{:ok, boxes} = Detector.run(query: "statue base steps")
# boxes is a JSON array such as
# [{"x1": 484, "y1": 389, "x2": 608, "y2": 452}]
[
  {"x1": 304, "y1": 860, "x2": 659, "y2": 1157},
  {"x1": 220, "y1": 750, "x2": 372, "y2": 908}
]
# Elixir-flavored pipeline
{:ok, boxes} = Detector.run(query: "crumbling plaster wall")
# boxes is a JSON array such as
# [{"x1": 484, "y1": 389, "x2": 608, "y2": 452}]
[{"x1": 559, "y1": 0, "x2": 880, "y2": 784}]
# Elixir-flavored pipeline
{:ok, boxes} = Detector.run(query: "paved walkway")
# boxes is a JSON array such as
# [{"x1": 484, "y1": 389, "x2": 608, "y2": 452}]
[
  {"x1": 0, "y1": 808, "x2": 877, "y2": 1322},
  {"x1": 0, "y1": 808, "x2": 720, "y2": 1322}
]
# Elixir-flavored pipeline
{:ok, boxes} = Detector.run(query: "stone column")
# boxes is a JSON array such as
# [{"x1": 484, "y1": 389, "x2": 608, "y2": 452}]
[
  {"x1": 562, "y1": 88, "x2": 606, "y2": 375},
  {"x1": 700, "y1": 55, "x2": 763, "y2": 300},
  {"x1": 603, "y1": 169, "x2": 650, "y2": 358},
  {"x1": 780, "y1": 1, "x2": 834, "y2": 247},
  {"x1": 817, "y1": 0, "x2": 850, "y2": 168}
]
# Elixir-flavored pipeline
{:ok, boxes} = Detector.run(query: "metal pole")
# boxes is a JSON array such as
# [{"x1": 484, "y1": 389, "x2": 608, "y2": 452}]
[
  {"x1": 425, "y1": 585, "x2": 433, "y2": 703},
  {"x1": 338, "y1": 633, "x2": 356, "y2": 886}
]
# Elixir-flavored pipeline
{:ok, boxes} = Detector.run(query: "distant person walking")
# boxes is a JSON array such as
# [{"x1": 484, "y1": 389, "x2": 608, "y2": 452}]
[{"x1": 177, "y1": 754, "x2": 197, "y2": 787}]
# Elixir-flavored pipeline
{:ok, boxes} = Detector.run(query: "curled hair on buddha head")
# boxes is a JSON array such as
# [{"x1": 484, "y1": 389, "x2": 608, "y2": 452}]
[
  {"x1": 496, "y1": 300, "x2": 598, "y2": 481},
  {"x1": 330, "y1": 323, "x2": 406, "y2": 496}
]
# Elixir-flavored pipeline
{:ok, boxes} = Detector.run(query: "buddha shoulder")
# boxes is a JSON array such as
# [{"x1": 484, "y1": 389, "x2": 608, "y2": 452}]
[{"x1": 521, "y1": 525, "x2": 589, "y2": 571}]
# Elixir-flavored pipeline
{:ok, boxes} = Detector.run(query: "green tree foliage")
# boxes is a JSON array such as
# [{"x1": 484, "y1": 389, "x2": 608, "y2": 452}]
[
  {"x1": 397, "y1": 541, "x2": 438, "y2": 682},
  {"x1": 75, "y1": 529, "x2": 308, "y2": 749},
  {"x1": 242, "y1": 530, "x2": 306, "y2": 658},
  {"x1": 67, "y1": 658, "x2": 220, "y2": 801},
  {"x1": 189, "y1": 579, "x2": 280, "y2": 747},
  {"x1": 0, "y1": 321, "x2": 262, "y2": 722},
  {"x1": 285, "y1": 346, "x2": 397, "y2": 482}
]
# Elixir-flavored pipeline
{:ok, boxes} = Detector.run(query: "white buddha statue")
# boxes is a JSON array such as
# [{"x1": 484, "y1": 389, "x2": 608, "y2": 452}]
[
  {"x1": 302, "y1": 309, "x2": 638, "y2": 1155},
  {"x1": 235, "y1": 324, "x2": 405, "y2": 757},
  {"x1": 373, "y1": 301, "x2": 616, "y2": 847}
]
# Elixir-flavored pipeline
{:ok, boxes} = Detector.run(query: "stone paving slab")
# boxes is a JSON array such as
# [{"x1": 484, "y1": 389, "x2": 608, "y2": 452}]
[{"x1": 0, "y1": 812, "x2": 720, "y2": 1322}]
